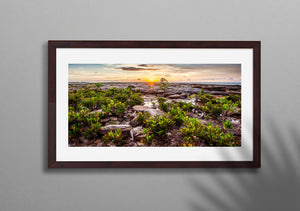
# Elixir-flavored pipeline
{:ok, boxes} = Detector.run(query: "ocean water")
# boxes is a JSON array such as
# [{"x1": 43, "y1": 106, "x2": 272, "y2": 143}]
[{"x1": 172, "y1": 82, "x2": 241, "y2": 86}]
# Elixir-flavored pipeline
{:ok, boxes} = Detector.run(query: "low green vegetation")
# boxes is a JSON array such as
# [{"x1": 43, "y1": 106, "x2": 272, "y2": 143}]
[
  {"x1": 68, "y1": 85, "x2": 143, "y2": 145},
  {"x1": 143, "y1": 115, "x2": 175, "y2": 141},
  {"x1": 158, "y1": 92, "x2": 241, "y2": 120},
  {"x1": 196, "y1": 92, "x2": 241, "y2": 118},
  {"x1": 177, "y1": 101, "x2": 194, "y2": 112},
  {"x1": 167, "y1": 106, "x2": 188, "y2": 126},
  {"x1": 136, "y1": 112, "x2": 150, "y2": 126},
  {"x1": 95, "y1": 83, "x2": 103, "y2": 88},
  {"x1": 142, "y1": 128, "x2": 154, "y2": 146},
  {"x1": 157, "y1": 97, "x2": 169, "y2": 112},
  {"x1": 68, "y1": 109, "x2": 103, "y2": 139},
  {"x1": 198, "y1": 89, "x2": 213, "y2": 103},
  {"x1": 68, "y1": 82, "x2": 241, "y2": 147},
  {"x1": 102, "y1": 129, "x2": 123, "y2": 145},
  {"x1": 180, "y1": 118, "x2": 236, "y2": 146},
  {"x1": 69, "y1": 86, "x2": 143, "y2": 112},
  {"x1": 223, "y1": 120, "x2": 233, "y2": 129}
]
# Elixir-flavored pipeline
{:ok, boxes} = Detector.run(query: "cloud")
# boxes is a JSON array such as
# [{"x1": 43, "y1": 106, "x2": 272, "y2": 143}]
[
  {"x1": 117, "y1": 66, "x2": 158, "y2": 71},
  {"x1": 138, "y1": 64, "x2": 153, "y2": 67},
  {"x1": 163, "y1": 64, "x2": 241, "y2": 73}
]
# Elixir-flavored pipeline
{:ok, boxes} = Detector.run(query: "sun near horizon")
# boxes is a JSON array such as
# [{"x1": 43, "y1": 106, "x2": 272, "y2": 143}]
[{"x1": 146, "y1": 78, "x2": 157, "y2": 86}]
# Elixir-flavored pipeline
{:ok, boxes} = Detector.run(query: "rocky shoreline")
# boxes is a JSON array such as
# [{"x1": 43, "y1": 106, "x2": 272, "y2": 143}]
[{"x1": 68, "y1": 82, "x2": 241, "y2": 147}]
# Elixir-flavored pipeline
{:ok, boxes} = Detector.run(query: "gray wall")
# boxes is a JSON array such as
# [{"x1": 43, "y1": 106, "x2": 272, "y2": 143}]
[{"x1": 0, "y1": 0, "x2": 299, "y2": 210}]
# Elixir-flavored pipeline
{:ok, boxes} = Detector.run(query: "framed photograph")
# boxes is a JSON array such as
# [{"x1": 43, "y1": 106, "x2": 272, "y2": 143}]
[{"x1": 48, "y1": 41, "x2": 260, "y2": 168}]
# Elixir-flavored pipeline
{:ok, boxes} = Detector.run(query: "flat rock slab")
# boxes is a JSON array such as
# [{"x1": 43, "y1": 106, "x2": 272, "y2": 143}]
[
  {"x1": 231, "y1": 119, "x2": 240, "y2": 125},
  {"x1": 131, "y1": 126, "x2": 143, "y2": 137},
  {"x1": 89, "y1": 109, "x2": 102, "y2": 114},
  {"x1": 131, "y1": 105, "x2": 165, "y2": 118},
  {"x1": 191, "y1": 85, "x2": 202, "y2": 88},
  {"x1": 168, "y1": 94, "x2": 181, "y2": 99},
  {"x1": 100, "y1": 124, "x2": 132, "y2": 134},
  {"x1": 130, "y1": 126, "x2": 144, "y2": 140},
  {"x1": 227, "y1": 86, "x2": 241, "y2": 91},
  {"x1": 203, "y1": 86, "x2": 227, "y2": 91},
  {"x1": 133, "y1": 105, "x2": 165, "y2": 117},
  {"x1": 180, "y1": 93, "x2": 188, "y2": 98},
  {"x1": 209, "y1": 91, "x2": 228, "y2": 96},
  {"x1": 133, "y1": 105, "x2": 152, "y2": 111},
  {"x1": 147, "y1": 109, "x2": 165, "y2": 117},
  {"x1": 227, "y1": 90, "x2": 241, "y2": 95}
]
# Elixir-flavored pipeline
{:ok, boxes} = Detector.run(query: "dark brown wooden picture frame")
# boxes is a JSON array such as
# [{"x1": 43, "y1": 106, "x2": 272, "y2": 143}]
[{"x1": 48, "y1": 41, "x2": 260, "y2": 168}]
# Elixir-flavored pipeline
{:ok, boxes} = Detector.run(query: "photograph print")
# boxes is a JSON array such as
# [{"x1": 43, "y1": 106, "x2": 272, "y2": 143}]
[{"x1": 68, "y1": 64, "x2": 242, "y2": 147}]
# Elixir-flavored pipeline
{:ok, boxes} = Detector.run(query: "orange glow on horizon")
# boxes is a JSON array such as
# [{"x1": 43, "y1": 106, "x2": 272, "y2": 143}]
[
  {"x1": 146, "y1": 78, "x2": 158, "y2": 86},
  {"x1": 146, "y1": 78, "x2": 159, "y2": 82}
]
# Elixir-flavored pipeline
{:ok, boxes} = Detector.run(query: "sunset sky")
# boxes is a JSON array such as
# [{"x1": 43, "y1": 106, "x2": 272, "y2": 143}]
[{"x1": 68, "y1": 64, "x2": 241, "y2": 83}]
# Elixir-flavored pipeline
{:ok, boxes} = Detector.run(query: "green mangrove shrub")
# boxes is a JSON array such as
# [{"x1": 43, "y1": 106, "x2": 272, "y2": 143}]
[
  {"x1": 157, "y1": 97, "x2": 170, "y2": 112},
  {"x1": 68, "y1": 109, "x2": 103, "y2": 139},
  {"x1": 167, "y1": 106, "x2": 187, "y2": 126},
  {"x1": 102, "y1": 129, "x2": 123, "y2": 145},
  {"x1": 142, "y1": 128, "x2": 155, "y2": 146},
  {"x1": 144, "y1": 114, "x2": 175, "y2": 139},
  {"x1": 177, "y1": 101, "x2": 194, "y2": 112},
  {"x1": 223, "y1": 120, "x2": 233, "y2": 129},
  {"x1": 95, "y1": 83, "x2": 103, "y2": 88},
  {"x1": 180, "y1": 117, "x2": 236, "y2": 146}
]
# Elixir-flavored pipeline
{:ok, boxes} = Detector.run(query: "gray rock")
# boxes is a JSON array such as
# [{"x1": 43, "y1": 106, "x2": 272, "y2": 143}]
[
  {"x1": 99, "y1": 124, "x2": 132, "y2": 134},
  {"x1": 168, "y1": 94, "x2": 181, "y2": 99},
  {"x1": 156, "y1": 90, "x2": 164, "y2": 94},
  {"x1": 180, "y1": 93, "x2": 188, "y2": 99},
  {"x1": 203, "y1": 86, "x2": 226, "y2": 91},
  {"x1": 136, "y1": 141, "x2": 145, "y2": 146},
  {"x1": 231, "y1": 119, "x2": 240, "y2": 125},
  {"x1": 127, "y1": 85, "x2": 135, "y2": 89},
  {"x1": 79, "y1": 137, "x2": 89, "y2": 143},
  {"x1": 130, "y1": 126, "x2": 144, "y2": 141},
  {"x1": 129, "y1": 111, "x2": 137, "y2": 118},
  {"x1": 107, "y1": 143, "x2": 116, "y2": 147},
  {"x1": 191, "y1": 84, "x2": 203, "y2": 88},
  {"x1": 186, "y1": 88, "x2": 202, "y2": 94},
  {"x1": 132, "y1": 105, "x2": 165, "y2": 117},
  {"x1": 209, "y1": 91, "x2": 228, "y2": 96},
  {"x1": 130, "y1": 115, "x2": 140, "y2": 127},
  {"x1": 89, "y1": 109, "x2": 102, "y2": 114},
  {"x1": 101, "y1": 118, "x2": 110, "y2": 123},
  {"x1": 110, "y1": 117, "x2": 118, "y2": 121},
  {"x1": 227, "y1": 86, "x2": 241, "y2": 91},
  {"x1": 147, "y1": 109, "x2": 165, "y2": 117},
  {"x1": 133, "y1": 105, "x2": 151, "y2": 112},
  {"x1": 227, "y1": 90, "x2": 241, "y2": 95}
]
